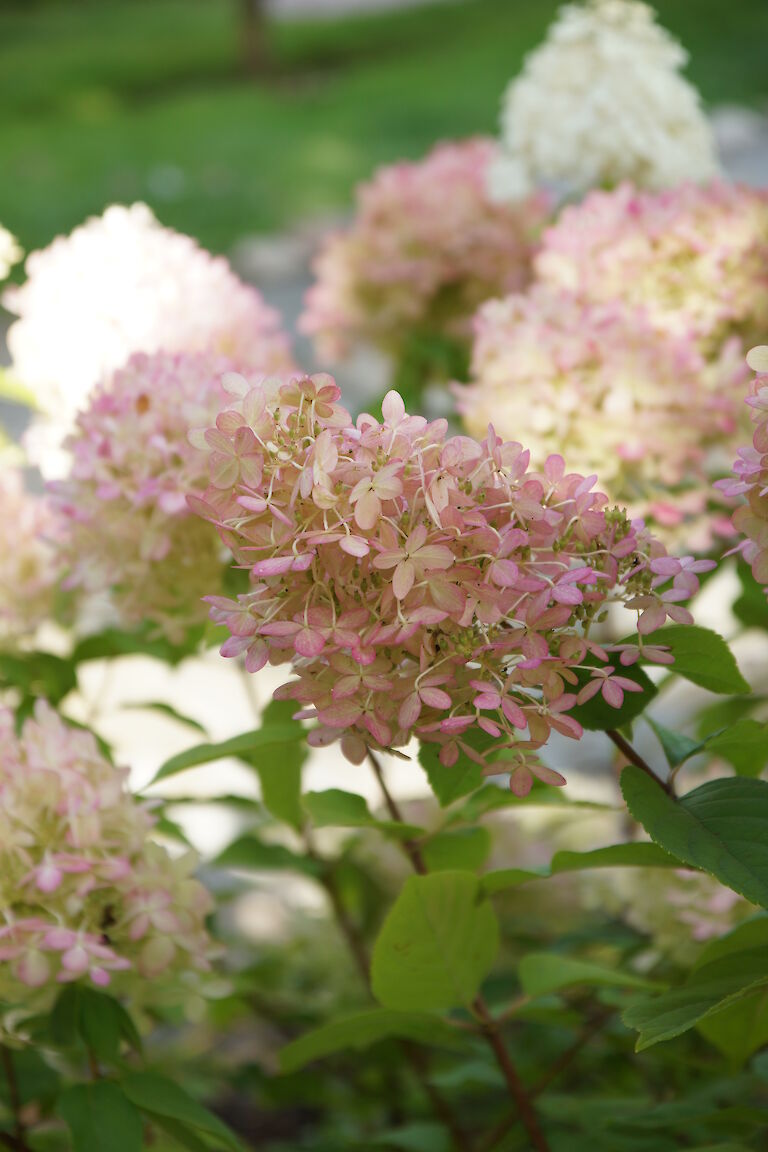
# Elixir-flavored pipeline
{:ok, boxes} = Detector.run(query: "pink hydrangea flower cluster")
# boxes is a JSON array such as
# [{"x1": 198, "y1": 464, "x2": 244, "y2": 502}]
[
  {"x1": 4, "y1": 204, "x2": 292, "y2": 473},
  {"x1": 718, "y1": 346, "x2": 768, "y2": 587},
  {"x1": 535, "y1": 182, "x2": 768, "y2": 357},
  {"x1": 300, "y1": 139, "x2": 551, "y2": 361},
  {"x1": 192, "y1": 373, "x2": 706, "y2": 795},
  {"x1": 457, "y1": 286, "x2": 742, "y2": 547},
  {"x1": 51, "y1": 351, "x2": 246, "y2": 638},
  {"x1": 0, "y1": 702, "x2": 213, "y2": 1010},
  {"x1": 0, "y1": 469, "x2": 60, "y2": 650}
]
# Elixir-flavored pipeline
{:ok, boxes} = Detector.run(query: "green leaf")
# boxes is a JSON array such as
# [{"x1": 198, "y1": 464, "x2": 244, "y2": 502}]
[
  {"x1": 121, "y1": 701, "x2": 207, "y2": 735},
  {"x1": 519, "y1": 953, "x2": 660, "y2": 998},
  {"x1": 245, "y1": 699, "x2": 308, "y2": 829},
  {"x1": 706, "y1": 720, "x2": 768, "y2": 778},
  {"x1": 452, "y1": 782, "x2": 617, "y2": 823},
  {"x1": 697, "y1": 986, "x2": 768, "y2": 1063},
  {"x1": 149, "y1": 725, "x2": 302, "y2": 784},
  {"x1": 120, "y1": 1072, "x2": 242, "y2": 1151},
  {"x1": 418, "y1": 739, "x2": 484, "y2": 807},
  {"x1": 481, "y1": 867, "x2": 546, "y2": 893},
  {"x1": 149, "y1": 1116, "x2": 212, "y2": 1152},
  {"x1": 49, "y1": 985, "x2": 82, "y2": 1047},
  {"x1": 623, "y1": 948, "x2": 768, "y2": 1050},
  {"x1": 481, "y1": 842, "x2": 684, "y2": 894},
  {"x1": 621, "y1": 767, "x2": 768, "y2": 908},
  {"x1": 422, "y1": 827, "x2": 491, "y2": 872},
  {"x1": 215, "y1": 834, "x2": 322, "y2": 877},
  {"x1": 733, "y1": 559, "x2": 768, "y2": 631},
  {"x1": 71, "y1": 623, "x2": 204, "y2": 667},
  {"x1": 550, "y1": 842, "x2": 684, "y2": 873},
  {"x1": 279, "y1": 1009, "x2": 464, "y2": 1072},
  {"x1": 373, "y1": 1122, "x2": 451, "y2": 1151},
  {"x1": 59, "y1": 1083, "x2": 142, "y2": 1152},
  {"x1": 371, "y1": 872, "x2": 499, "y2": 1013},
  {"x1": 568, "y1": 658, "x2": 657, "y2": 731},
  {"x1": 647, "y1": 717, "x2": 707, "y2": 769},
  {"x1": 253, "y1": 748, "x2": 304, "y2": 830},
  {"x1": 77, "y1": 988, "x2": 122, "y2": 1062},
  {"x1": 696, "y1": 695, "x2": 762, "y2": 738},
  {"x1": 692, "y1": 920, "x2": 768, "y2": 1061},
  {"x1": 694, "y1": 916, "x2": 768, "y2": 969},
  {"x1": 153, "y1": 813, "x2": 194, "y2": 847},
  {"x1": 49, "y1": 986, "x2": 142, "y2": 1060},
  {"x1": 302, "y1": 789, "x2": 423, "y2": 839},
  {"x1": 0, "y1": 1049, "x2": 60, "y2": 1109},
  {"x1": 430, "y1": 1059, "x2": 504, "y2": 1090},
  {"x1": 637, "y1": 625, "x2": 750, "y2": 695},
  {"x1": 0, "y1": 650, "x2": 77, "y2": 706}
]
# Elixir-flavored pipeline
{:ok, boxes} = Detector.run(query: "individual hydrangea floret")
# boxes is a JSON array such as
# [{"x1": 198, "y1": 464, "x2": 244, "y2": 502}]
[
  {"x1": 51, "y1": 351, "x2": 243, "y2": 638},
  {"x1": 300, "y1": 138, "x2": 551, "y2": 362},
  {"x1": 0, "y1": 469, "x2": 60, "y2": 650},
  {"x1": 535, "y1": 182, "x2": 768, "y2": 357},
  {"x1": 192, "y1": 373, "x2": 706, "y2": 796},
  {"x1": 718, "y1": 346, "x2": 768, "y2": 587},
  {"x1": 0, "y1": 225, "x2": 21, "y2": 281},
  {"x1": 489, "y1": 0, "x2": 719, "y2": 200},
  {"x1": 0, "y1": 702, "x2": 213, "y2": 1013},
  {"x1": 4, "y1": 204, "x2": 293, "y2": 472},
  {"x1": 457, "y1": 286, "x2": 743, "y2": 547}
]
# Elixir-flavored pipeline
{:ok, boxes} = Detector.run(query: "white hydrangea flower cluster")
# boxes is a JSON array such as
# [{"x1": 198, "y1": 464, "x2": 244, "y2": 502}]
[
  {"x1": 489, "y1": 0, "x2": 720, "y2": 201},
  {"x1": 3, "y1": 204, "x2": 292, "y2": 476}
]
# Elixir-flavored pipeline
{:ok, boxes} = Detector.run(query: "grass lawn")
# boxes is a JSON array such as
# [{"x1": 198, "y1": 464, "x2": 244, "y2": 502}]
[{"x1": 0, "y1": 0, "x2": 766, "y2": 255}]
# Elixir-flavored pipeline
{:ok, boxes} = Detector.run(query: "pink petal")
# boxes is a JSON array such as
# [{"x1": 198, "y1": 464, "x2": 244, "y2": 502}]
[
  {"x1": 393, "y1": 559, "x2": 416, "y2": 600},
  {"x1": 420, "y1": 687, "x2": 452, "y2": 710},
  {"x1": 415, "y1": 545, "x2": 454, "y2": 571},
  {"x1": 252, "y1": 556, "x2": 296, "y2": 576},
  {"x1": 490, "y1": 560, "x2": 519, "y2": 588},
  {"x1": 340, "y1": 535, "x2": 370, "y2": 558},
  {"x1": 601, "y1": 679, "x2": 624, "y2": 708},
  {"x1": 354, "y1": 489, "x2": 381, "y2": 531},
  {"x1": 509, "y1": 766, "x2": 533, "y2": 797}
]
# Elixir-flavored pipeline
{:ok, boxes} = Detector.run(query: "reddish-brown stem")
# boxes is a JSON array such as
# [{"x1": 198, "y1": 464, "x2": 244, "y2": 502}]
[
  {"x1": 606, "y1": 729, "x2": 672, "y2": 795},
  {"x1": 476, "y1": 1008, "x2": 615, "y2": 1152},
  {"x1": 367, "y1": 751, "x2": 551, "y2": 1152},
  {"x1": 471, "y1": 998, "x2": 551, "y2": 1152},
  {"x1": 307, "y1": 836, "x2": 471, "y2": 1152}
]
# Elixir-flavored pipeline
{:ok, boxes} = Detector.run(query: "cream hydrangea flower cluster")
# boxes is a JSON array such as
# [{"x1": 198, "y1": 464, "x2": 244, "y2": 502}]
[
  {"x1": 535, "y1": 181, "x2": 768, "y2": 357},
  {"x1": 0, "y1": 702, "x2": 213, "y2": 1011},
  {"x1": 719, "y1": 346, "x2": 768, "y2": 588},
  {"x1": 0, "y1": 469, "x2": 60, "y2": 650},
  {"x1": 489, "y1": 0, "x2": 719, "y2": 200},
  {"x1": 0, "y1": 225, "x2": 21, "y2": 281},
  {"x1": 584, "y1": 866, "x2": 753, "y2": 966},
  {"x1": 300, "y1": 138, "x2": 550, "y2": 361},
  {"x1": 4, "y1": 204, "x2": 292, "y2": 472},
  {"x1": 192, "y1": 373, "x2": 706, "y2": 794},
  {"x1": 51, "y1": 351, "x2": 243, "y2": 638},
  {"x1": 457, "y1": 286, "x2": 741, "y2": 545}
]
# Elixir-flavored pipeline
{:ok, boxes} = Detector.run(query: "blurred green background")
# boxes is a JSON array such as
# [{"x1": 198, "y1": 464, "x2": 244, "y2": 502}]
[{"x1": 1, "y1": 0, "x2": 767, "y2": 255}]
